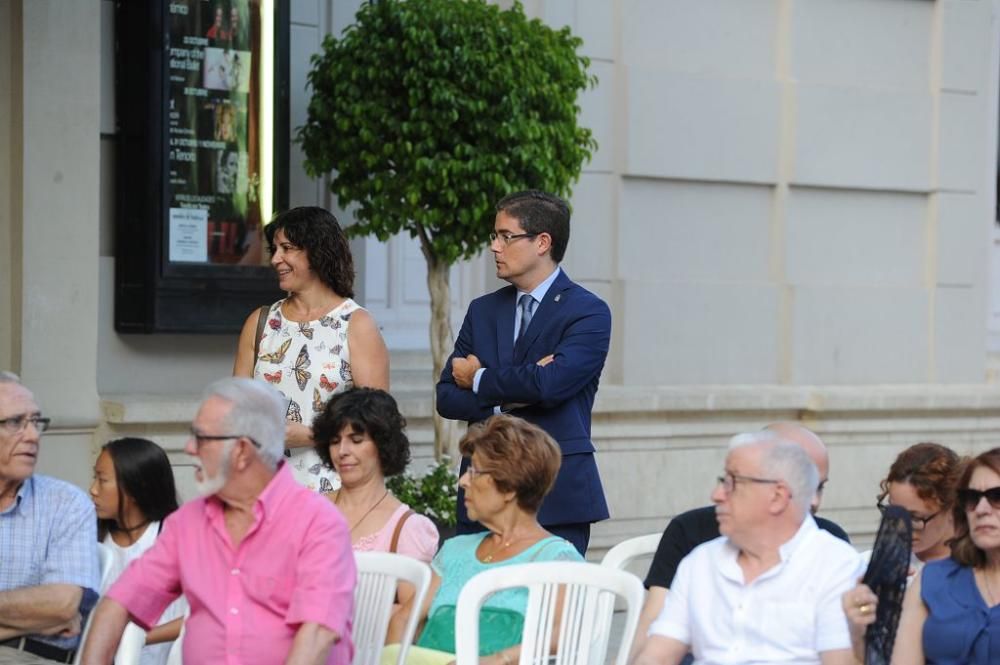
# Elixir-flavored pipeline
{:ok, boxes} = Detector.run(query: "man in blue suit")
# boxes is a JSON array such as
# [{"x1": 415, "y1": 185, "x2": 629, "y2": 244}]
[{"x1": 436, "y1": 190, "x2": 611, "y2": 555}]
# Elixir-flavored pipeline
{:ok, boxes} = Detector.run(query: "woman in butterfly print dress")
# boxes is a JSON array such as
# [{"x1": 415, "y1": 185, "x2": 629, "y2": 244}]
[{"x1": 233, "y1": 206, "x2": 389, "y2": 491}]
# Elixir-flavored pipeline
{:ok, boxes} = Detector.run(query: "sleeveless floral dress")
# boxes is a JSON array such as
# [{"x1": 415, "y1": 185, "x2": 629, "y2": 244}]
[{"x1": 253, "y1": 297, "x2": 360, "y2": 491}]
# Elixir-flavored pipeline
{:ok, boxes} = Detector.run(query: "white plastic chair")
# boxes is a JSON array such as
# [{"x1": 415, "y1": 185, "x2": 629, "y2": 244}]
[
  {"x1": 74, "y1": 543, "x2": 115, "y2": 665},
  {"x1": 596, "y1": 533, "x2": 663, "y2": 660},
  {"x1": 353, "y1": 552, "x2": 433, "y2": 665},
  {"x1": 113, "y1": 623, "x2": 147, "y2": 665},
  {"x1": 454, "y1": 561, "x2": 645, "y2": 665},
  {"x1": 600, "y1": 533, "x2": 662, "y2": 573}
]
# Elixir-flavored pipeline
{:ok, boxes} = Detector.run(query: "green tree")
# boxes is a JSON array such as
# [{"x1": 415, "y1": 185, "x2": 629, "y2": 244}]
[{"x1": 299, "y1": 0, "x2": 596, "y2": 459}]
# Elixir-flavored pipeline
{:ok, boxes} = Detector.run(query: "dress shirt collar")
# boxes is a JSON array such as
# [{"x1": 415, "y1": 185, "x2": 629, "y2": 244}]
[
  {"x1": 204, "y1": 461, "x2": 295, "y2": 527},
  {"x1": 721, "y1": 514, "x2": 819, "y2": 584},
  {"x1": 518, "y1": 266, "x2": 562, "y2": 305},
  {"x1": 0, "y1": 475, "x2": 31, "y2": 516}
]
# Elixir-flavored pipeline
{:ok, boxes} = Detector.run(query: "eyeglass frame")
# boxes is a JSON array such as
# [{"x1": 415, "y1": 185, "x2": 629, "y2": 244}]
[
  {"x1": 0, "y1": 413, "x2": 51, "y2": 434},
  {"x1": 876, "y1": 499, "x2": 944, "y2": 530},
  {"x1": 716, "y1": 471, "x2": 782, "y2": 495},
  {"x1": 489, "y1": 231, "x2": 538, "y2": 247},
  {"x1": 956, "y1": 487, "x2": 1000, "y2": 512},
  {"x1": 465, "y1": 464, "x2": 491, "y2": 480},
  {"x1": 189, "y1": 428, "x2": 261, "y2": 450}
]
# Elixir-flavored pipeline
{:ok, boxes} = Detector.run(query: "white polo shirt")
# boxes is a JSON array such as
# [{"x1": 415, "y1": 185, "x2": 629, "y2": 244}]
[{"x1": 649, "y1": 516, "x2": 862, "y2": 664}]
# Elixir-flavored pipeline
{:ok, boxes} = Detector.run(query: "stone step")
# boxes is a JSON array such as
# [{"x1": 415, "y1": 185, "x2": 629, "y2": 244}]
[{"x1": 389, "y1": 350, "x2": 436, "y2": 391}]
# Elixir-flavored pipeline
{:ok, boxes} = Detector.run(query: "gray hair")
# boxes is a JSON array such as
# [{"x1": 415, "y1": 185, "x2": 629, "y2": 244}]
[
  {"x1": 202, "y1": 378, "x2": 285, "y2": 469},
  {"x1": 729, "y1": 431, "x2": 818, "y2": 515},
  {"x1": 0, "y1": 371, "x2": 21, "y2": 385}
]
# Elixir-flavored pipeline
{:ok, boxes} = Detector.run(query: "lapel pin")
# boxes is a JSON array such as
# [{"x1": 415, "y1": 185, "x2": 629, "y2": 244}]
[{"x1": 554, "y1": 294, "x2": 561, "y2": 302}]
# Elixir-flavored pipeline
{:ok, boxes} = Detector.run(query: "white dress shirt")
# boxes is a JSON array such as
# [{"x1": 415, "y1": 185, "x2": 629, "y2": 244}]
[{"x1": 649, "y1": 516, "x2": 862, "y2": 664}]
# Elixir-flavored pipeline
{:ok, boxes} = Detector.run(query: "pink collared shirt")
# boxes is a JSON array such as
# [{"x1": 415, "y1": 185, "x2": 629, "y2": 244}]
[{"x1": 107, "y1": 463, "x2": 355, "y2": 664}]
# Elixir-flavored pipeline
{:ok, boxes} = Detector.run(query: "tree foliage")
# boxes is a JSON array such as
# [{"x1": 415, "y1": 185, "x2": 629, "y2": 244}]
[{"x1": 298, "y1": 0, "x2": 597, "y2": 264}]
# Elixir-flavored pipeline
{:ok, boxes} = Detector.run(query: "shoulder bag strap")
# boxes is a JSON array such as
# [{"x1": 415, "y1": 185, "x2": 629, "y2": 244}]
[
  {"x1": 252, "y1": 305, "x2": 269, "y2": 371},
  {"x1": 389, "y1": 510, "x2": 416, "y2": 553}
]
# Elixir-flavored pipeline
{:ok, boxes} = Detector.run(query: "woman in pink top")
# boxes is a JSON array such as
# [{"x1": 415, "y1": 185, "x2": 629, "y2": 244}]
[{"x1": 313, "y1": 388, "x2": 439, "y2": 569}]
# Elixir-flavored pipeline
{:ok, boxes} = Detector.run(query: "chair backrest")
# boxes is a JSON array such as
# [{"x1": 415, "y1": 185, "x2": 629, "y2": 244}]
[
  {"x1": 353, "y1": 552, "x2": 433, "y2": 665},
  {"x1": 595, "y1": 533, "x2": 662, "y2": 658},
  {"x1": 454, "y1": 561, "x2": 645, "y2": 665},
  {"x1": 599, "y1": 533, "x2": 662, "y2": 573},
  {"x1": 74, "y1": 543, "x2": 116, "y2": 665},
  {"x1": 97, "y1": 543, "x2": 114, "y2": 592},
  {"x1": 113, "y1": 623, "x2": 147, "y2": 665}
]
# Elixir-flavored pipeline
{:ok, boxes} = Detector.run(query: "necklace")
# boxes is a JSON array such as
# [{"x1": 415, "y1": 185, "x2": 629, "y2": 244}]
[
  {"x1": 481, "y1": 533, "x2": 527, "y2": 563},
  {"x1": 336, "y1": 489, "x2": 389, "y2": 532}
]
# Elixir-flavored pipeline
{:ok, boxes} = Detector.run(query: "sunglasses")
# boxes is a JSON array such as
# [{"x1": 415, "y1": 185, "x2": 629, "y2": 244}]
[{"x1": 957, "y1": 487, "x2": 1000, "y2": 512}]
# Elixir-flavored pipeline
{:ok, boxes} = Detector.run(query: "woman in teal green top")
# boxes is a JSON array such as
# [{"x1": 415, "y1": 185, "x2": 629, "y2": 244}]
[{"x1": 386, "y1": 415, "x2": 583, "y2": 665}]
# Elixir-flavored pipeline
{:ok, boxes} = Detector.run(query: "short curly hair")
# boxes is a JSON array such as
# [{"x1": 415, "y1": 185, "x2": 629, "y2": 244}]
[
  {"x1": 877, "y1": 442, "x2": 962, "y2": 511},
  {"x1": 312, "y1": 388, "x2": 410, "y2": 477},
  {"x1": 459, "y1": 415, "x2": 561, "y2": 513},
  {"x1": 265, "y1": 206, "x2": 355, "y2": 298},
  {"x1": 950, "y1": 448, "x2": 1000, "y2": 567}
]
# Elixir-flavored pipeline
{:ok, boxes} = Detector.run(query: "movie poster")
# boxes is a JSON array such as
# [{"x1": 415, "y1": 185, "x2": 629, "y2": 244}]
[{"x1": 166, "y1": 0, "x2": 265, "y2": 265}]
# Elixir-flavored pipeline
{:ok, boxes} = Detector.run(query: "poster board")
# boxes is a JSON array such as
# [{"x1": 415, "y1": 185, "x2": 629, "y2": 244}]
[{"x1": 115, "y1": 0, "x2": 288, "y2": 333}]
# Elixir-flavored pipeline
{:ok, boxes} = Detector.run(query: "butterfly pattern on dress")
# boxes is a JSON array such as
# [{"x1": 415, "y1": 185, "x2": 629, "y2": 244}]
[
  {"x1": 253, "y1": 298, "x2": 359, "y2": 493},
  {"x1": 258, "y1": 338, "x2": 291, "y2": 364},
  {"x1": 293, "y1": 345, "x2": 312, "y2": 391},
  {"x1": 318, "y1": 315, "x2": 341, "y2": 330},
  {"x1": 286, "y1": 399, "x2": 303, "y2": 424}
]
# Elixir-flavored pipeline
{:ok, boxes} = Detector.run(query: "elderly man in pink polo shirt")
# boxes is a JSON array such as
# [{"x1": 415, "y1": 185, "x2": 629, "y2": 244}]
[{"x1": 82, "y1": 378, "x2": 356, "y2": 664}]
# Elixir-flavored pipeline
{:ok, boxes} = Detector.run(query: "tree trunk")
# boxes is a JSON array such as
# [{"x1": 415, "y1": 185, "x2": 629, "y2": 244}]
[{"x1": 420, "y1": 240, "x2": 457, "y2": 461}]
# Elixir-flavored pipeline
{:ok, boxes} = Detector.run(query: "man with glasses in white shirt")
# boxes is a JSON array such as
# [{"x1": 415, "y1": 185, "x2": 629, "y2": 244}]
[
  {"x1": 633, "y1": 431, "x2": 860, "y2": 665},
  {"x1": 0, "y1": 371, "x2": 99, "y2": 663}
]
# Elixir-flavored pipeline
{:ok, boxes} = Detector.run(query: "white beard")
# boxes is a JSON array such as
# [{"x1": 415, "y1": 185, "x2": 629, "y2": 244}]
[{"x1": 193, "y1": 439, "x2": 236, "y2": 496}]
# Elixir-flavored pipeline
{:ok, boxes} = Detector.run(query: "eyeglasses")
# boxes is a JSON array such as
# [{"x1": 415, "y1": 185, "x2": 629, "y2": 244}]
[
  {"x1": 716, "y1": 472, "x2": 781, "y2": 494},
  {"x1": 489, "y1": 231, "x2": 538, "y2": 247},
  {"x1": 189, "y1": 429, "x2": 261, "y2": 449},
  {"x1": 466, "y1": 464, "x2": 491, "y2": 480},
  {"x1": 957, "y1": 487, "x2": 1000, "y2": 512},
  {"x1": 817, "y1": 478, "x2": 829, "y2": 494},
  {"x1": 876, "y1": 500, "x2": 943, "y2": 530},
  {"x1": 0, "y1": 414, "x2": 51, "y2": 434}
]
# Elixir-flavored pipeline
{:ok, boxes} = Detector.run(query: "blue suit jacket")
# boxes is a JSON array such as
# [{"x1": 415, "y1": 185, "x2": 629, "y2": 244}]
[{"x1": 436, "y1": 270, "x2": 611, "y2": 526}]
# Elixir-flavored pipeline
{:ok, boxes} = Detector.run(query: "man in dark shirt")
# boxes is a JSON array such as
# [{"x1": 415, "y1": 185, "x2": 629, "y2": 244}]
[{"x1": 630, "y1": 423, "x2": 850, "y2": 660}]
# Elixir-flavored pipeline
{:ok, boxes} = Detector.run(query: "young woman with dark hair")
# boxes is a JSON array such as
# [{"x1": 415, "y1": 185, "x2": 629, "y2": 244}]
[{"x1": 90, "y1": 438, "x2": 185, "y2": 665}]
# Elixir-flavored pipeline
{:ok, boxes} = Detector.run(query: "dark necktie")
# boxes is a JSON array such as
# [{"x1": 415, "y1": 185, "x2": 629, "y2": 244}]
[{"x1": 517, "y1": 294, "x2": 535, "y2": 342}]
